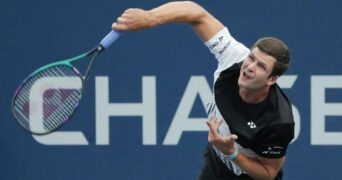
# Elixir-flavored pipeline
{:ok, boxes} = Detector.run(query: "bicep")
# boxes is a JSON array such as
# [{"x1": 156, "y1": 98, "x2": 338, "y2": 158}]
[{"x1": 191, "y1": 11, "x2": 225, "y2": 42}]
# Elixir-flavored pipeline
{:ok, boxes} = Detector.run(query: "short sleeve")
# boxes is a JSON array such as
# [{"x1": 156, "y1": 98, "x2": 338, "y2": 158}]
[
  {"x1": 204, "y1": 27, "x2": 250, "y2": 78},
  {"x1": 254, "y1": 123, "x2": 295, "y2": 158}
]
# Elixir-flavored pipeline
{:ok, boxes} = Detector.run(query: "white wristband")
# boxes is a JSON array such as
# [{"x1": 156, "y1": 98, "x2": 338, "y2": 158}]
[{"x1": 221, "y1": 148, "x2": 238, "y2": 161}]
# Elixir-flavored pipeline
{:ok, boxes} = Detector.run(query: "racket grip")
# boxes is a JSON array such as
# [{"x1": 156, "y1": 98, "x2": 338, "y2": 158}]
[{"x1": 99, "y1": 30, "x2": 123, "y2": 49}]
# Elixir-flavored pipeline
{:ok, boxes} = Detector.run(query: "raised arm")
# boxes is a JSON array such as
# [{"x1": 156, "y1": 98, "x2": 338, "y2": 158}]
[{"x1": 112, "y1": 1, "x2": 224, "y2": 41}]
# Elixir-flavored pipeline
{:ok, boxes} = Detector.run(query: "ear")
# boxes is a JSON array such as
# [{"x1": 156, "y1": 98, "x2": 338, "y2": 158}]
[{"x1": 266, "y1": 76, "x2": 278, "y2": 86}]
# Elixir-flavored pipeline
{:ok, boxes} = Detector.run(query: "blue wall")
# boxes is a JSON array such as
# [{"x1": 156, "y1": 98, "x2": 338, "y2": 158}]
[{"x1": 1, "y1": 0, "x2": 342, "y2": 179}]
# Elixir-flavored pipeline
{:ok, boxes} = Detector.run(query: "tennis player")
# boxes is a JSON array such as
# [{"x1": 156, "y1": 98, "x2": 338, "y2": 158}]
[{"x1": 113, "y1": 1, "x2": 294, "y2": 179}]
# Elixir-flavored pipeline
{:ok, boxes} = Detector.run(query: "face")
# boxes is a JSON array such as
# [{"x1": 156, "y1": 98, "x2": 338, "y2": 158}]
[{"x1": 238, "y1": 47, "x2": 278, "y2": 90}]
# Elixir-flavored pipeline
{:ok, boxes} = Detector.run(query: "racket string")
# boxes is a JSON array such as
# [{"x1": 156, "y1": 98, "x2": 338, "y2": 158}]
[
  {"x1": 14, "y1": 68, "x2": 51, "y2": 129},
  {"x1": 14, "y1": 71, "x2": 50, "y2": 129},
  {"x1": 41, "y1": 67, "x2": 81, "y2": 129},
  {"x1": 13, "y1": 65, "x2": 82, "y2": 133}
]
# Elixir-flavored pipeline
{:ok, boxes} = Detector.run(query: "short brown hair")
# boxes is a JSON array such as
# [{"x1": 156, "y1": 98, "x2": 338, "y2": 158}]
[{"x1": 252, "y1": 37, "x2": 291, "y2": 77}]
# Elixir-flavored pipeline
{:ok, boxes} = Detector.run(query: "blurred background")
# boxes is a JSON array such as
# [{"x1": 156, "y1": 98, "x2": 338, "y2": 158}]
[{"x1": 1, "y1": 0, "x2": 342, "y2": 179}]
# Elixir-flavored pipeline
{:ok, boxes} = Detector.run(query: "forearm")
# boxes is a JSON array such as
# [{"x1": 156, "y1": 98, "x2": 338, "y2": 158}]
[
  {"x1": 232, "y1": 152, "x2": 284, "y2": 180},
  {"x1": 148, "y1": 1, "x2": 206, "y2": 26},
  {"x1": 148, "y1": 1, "x2": 223, "y2": 41},
  {"x1": 113, "y1": 1, "x2": 224, "y2": 41}
]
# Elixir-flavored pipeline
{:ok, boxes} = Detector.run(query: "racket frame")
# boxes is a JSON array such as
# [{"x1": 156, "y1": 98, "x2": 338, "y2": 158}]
[
  {"x1": 11, "y1": 46, "x2": 103, "y2": 135},
  {"x1": 12, "y1": 30, "x2": 122, "y2": 135}
]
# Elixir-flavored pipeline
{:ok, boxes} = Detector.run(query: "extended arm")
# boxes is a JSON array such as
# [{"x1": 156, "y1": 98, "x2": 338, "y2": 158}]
[{"x1": 112, "y1": 1, "x2": 224, "y2": 41}]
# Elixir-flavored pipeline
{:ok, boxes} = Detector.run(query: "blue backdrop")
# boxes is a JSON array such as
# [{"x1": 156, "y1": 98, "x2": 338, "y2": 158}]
[{"x1": 1, "y1": 0, "x2": 342, "y2": 179}]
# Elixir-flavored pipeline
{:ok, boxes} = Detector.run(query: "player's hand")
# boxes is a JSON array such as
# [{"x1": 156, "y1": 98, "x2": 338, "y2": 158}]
[
  {"x1": 206, "y1": 116, "x2": 238, "y2": 155},
  {"x1": 112, "y1": 8, "x2": 155, "y2": 31}
]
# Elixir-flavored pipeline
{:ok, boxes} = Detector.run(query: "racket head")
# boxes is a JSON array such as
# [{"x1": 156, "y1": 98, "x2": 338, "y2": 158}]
[{"x1": 12, "y1": 61, "x2": 84, "y2": 135}]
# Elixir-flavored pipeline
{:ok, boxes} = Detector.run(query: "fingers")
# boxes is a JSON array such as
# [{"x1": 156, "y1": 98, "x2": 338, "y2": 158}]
[
  {"x1": 112, "y1": 22, "x2": 128, "y2": 31},
  {"x1": 112, "y1": 9, "x2": 132, "y2": 31},
  {"x1": 227, "y1": 134, "x2": 238, "y2": 141},
  {"x1": 221, "y1": 134, "x2": 238, "y2": 146},
  {"x1": 206, "y1": 117, "x2": 217, "y2": 130},
  {"x1": 218, "y1": 119, "x2": 224, "y2": 127},
  {"x1": 117, "y1": 17, "x2": 126, "y2": 24},
  {"x1": 209, "y1": 115, "x2": 216, "y2": 122},
  {"x1": 206, "y1": 121, "x2": 215, "y2": 133},
  {"x1": 206, "y1": 118, "x2": 223, "y2": 137},
  {"x1": 112, "y1": 12, "x2": 132, "y2": 30},
  {"x1": 112, "y1": 8, "x2": 145, "y2": 31},
  {"x1": 206, "y1": 118, "x2": 238, "y2": 141},
  {"x1": 208, "y1": 116, "x2": 224, "y2": 127},
  {"x1": 230, "y1": 134, "x2": 238, "y2": 140}
]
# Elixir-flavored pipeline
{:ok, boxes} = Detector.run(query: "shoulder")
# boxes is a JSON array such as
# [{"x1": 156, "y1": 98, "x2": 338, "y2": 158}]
[
  {"x1": 271, "y1": 84, "x2": 294, "y2": 125},
  {"x1": 217, "y1": 62, "x2": 242, "y2": 80},
  {"x1": 205, "y1": 27, "x2": 249, "y2": 80},
  {"x1": 220, "y1": 62, "x2": 242, "y2": 74},
  {"x1": 214, "y1": 62, "x2": 242, "y2": 94}
]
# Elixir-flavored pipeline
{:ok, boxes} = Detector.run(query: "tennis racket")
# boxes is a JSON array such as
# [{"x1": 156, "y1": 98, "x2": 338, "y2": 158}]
[{"x1": 12, "y1": 30, "x2": 122, "y2": 135}]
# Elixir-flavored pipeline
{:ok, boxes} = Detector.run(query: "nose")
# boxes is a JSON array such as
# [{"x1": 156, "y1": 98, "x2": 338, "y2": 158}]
[{"x1": 246, "y1": 61, "x2": 256, "y2": 72}]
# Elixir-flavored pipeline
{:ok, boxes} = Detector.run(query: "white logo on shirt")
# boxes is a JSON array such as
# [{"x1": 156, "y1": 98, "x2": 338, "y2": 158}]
[{"x1": 247, "y1": 121, "x2": 257, "y2": 129}]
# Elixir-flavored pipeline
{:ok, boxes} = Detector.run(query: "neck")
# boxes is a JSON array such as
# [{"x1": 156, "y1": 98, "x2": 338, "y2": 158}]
[{"x1": 239, "y1": 86, "x2": 270, "y2": 104}]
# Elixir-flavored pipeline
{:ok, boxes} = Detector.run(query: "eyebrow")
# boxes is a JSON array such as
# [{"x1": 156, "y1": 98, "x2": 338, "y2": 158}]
[
  {"x1": 249, "y1": 52, "x2": 269, "y2": 68},
  {"x1": 258, "y1": 61, "x2": 267, "y2": 68},
  {"x1": 249, "y1": 52, "x2": 255, "y2": 58}
]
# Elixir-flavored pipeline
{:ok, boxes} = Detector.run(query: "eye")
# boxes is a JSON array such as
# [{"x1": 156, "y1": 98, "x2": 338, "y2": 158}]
[
  {"x1": 258, "y1": 63, "x2": 266, "y2": 71},
  {"x1": 248, "y1": 55, "x2": 255, "y2": 62}
]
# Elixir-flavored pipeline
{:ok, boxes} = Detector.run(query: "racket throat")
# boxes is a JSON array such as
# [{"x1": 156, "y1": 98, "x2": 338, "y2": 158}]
[
  {"x1": 86, "y1": 45, "x2": 105, "y2": 56},
  {"x1": 82, "y1": 45, "x2": 104, "y2": 87}
]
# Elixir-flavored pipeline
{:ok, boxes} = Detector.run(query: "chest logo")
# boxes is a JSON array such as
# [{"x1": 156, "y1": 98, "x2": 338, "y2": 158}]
[{"x1": 247, "y1": 121, "x2": 257, "y2": 129}]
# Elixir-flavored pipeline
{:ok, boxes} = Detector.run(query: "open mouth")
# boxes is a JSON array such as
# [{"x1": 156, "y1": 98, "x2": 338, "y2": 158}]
[{"x1": 243, "y1": 71, "x2": 252, "y2": 80}]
